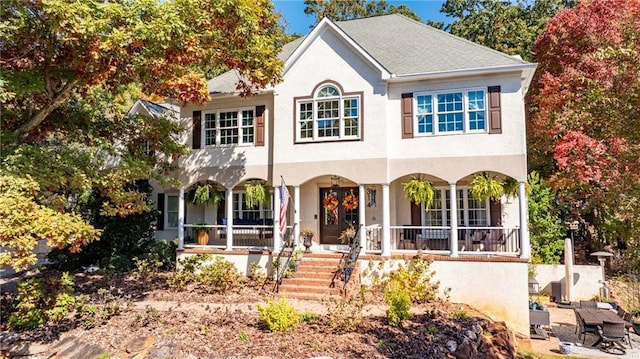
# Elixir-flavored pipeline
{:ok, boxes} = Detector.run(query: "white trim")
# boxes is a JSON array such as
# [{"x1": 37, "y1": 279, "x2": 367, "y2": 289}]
[
  {"x1": 283, "y1": 18, "x2": 391, "y2": 79},
  {"x1": 166, "y1": 194, "x2": 179, "y2": 229},
  {"x1": 389, "y1": 64, "x2": 537, "y2": 82},
  {"x1": 295, "y1": 89, "x2": 362, "y2": 142},
  {"x1": 202, "y1": 107, "x2": 256, "y2": 147},
  {"x1": 414, "y1": 88, "x2": 487, "y2": 136}
]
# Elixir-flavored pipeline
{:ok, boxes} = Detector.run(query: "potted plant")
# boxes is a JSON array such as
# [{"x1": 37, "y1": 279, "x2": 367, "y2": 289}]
[
  {"x1": 244, "y1": 181, "x2": 270, "y2": 208},
  {"x1": 402, "y1": 176, "x2": 434, "y2": 209},
  {"x1": 339, "y1": 226, "x2": 357, "y2": 245},
  {"x1": 469, "y1": 172, "x2": 504, "y2": 201},
  {"x1": 194, "y1": 223, "x2": 209, "y2": 245},
  {"x1": 291, "y1": 248, "x2": 304, "y2": 271},
  {"x1": 501, "y1": 176, "x2": 519, "y2": 200},
  {"x1": 300, "y1": 228, "x2": 315, "y2": 253},
  {"x1": 187, "y1": 182, "x2": 222, "y2": 207}
]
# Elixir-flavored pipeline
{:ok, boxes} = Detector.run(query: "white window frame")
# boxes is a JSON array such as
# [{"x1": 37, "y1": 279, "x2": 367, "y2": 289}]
[
  {"x1": 414, "y1": 88, "x2": 487, "y2": 136},
  {"x1": 296, "y1": 85, "x2": 361, "y2": 142},
  {"x1": 232, "y1": 192, "x2": 273, "y2": 221},
  {"x1": 166, "y1": 195, "x2": 179, "y2": 229},
  {"x1": 202, "y1": 107, "x2": 255, "y2": 147},
  {"x1": 424, "y1": 187, "x2": 489, "y2": 227}
]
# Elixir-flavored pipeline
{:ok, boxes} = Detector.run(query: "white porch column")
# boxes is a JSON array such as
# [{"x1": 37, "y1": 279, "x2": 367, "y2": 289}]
[
  {"x1": 358, "y1": 184, "x2": 366, "y2": 254},
  {"x1": 177, "y1": 186, "x2": 185, "y2": 250},
  {"x1": 382, "y1": 184, "x2": 391, "y2": 257},
  {"x1": 225, "y1": 186, "x2": 233, "y2": 251},
  {"x1": 519, "y1": 181, "x2": 531, "y2": 259},
  {"x1": 273, "y1": 185, "x2": 281, "y2": 252},
  {"x1": 294, "y1": 185, "x2": 300, "y2": 246},
  {"x1": 449, "y1": 183, "x2": 458, "y2": 257}
]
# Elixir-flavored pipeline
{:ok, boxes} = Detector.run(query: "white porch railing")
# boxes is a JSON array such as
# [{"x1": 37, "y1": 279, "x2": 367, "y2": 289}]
[{"x1": 183, "y1": 224, "x2": 274, "y2": 249}]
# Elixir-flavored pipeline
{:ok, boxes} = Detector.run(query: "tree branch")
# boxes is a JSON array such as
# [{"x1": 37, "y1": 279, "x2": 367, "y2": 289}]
[{"x1": 15, "y1": 78, "x2": 81, "y2": 137}]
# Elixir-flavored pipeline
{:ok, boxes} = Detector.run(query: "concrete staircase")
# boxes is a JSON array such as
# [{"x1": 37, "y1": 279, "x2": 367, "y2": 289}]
[{"x1": 277, "y1": 253, "x2": 358, "y2": 301}]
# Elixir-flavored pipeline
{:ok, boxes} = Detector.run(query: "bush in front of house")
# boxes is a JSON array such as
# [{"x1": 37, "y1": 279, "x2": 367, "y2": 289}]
[{"x1": 257, "y1": 297, "x2": 300, "y2": 332}]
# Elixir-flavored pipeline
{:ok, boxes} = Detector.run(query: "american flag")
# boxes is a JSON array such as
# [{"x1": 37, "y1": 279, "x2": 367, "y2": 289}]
[{"x1": 279, "y1": 177, "x2": 290, "y2": 233}]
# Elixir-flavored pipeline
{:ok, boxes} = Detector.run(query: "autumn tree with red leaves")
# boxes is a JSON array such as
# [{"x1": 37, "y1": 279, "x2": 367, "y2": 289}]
[{"x1": 528, "y1": 0, "x2": 640, "y2": 269}]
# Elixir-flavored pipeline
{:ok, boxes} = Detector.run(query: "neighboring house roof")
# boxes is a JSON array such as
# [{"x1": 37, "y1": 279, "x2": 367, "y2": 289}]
[
  {"x1": 208, "y1": 14, "x2": 536, "y2": 95},
  {"x1": 128, "y1": 99, "x2": 177, "y2": 118}
]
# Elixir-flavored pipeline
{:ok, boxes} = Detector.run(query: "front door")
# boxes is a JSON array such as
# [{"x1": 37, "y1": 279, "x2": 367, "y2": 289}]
[{"x1": 319, "y1": 187, "x2": 359, "y2": 244}]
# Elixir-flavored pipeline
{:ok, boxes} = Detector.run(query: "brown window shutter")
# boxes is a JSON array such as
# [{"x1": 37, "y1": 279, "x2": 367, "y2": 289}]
[
  {"x1": 255, "y1": 105, "x2": 265, "y2": 147},
  {"x1": 157, "y1": 193, "x2": 165, "y2": 231},
  {"x1": 488, "y1": 86, "x2": 502, "y2": 134},
  {"x1": 490, "y1": 199, "x2": 502, "y2": 226},
  {"x1": 401, "y1": 93, "x2": 414, "y2": 138},
  {"x1": 192, "y1": 111, "x2": 202, "y2": 149}
]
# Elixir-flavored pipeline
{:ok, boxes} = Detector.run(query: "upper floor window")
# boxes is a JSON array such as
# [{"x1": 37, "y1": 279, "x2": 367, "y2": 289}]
[
  {"x1": 203, "y1": 108, "x2": 254, "y2": 146},
  {"x1": 415, "y1": 89, "x2": 486, "y2": 135},
  {"x1": 296, "y1": 84, "x2": 361, "y2": 142}
]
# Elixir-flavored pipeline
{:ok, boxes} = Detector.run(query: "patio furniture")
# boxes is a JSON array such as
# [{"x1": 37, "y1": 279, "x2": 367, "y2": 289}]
[
  {"x1": 575, "y1": 308, "x2": 630, "y2": 347},
  {"x1": 598, "y1": 320, "x2": 627, "y2": 355},
  {"x1": 575, "y1": 308, "x2": 599, "y2": 344},
  {"x1": 529, "y1": 310, "x2": 551, "y2": 340},
  {"x1": 580, "y1": 300, "x2": 598, "y2": 309}
]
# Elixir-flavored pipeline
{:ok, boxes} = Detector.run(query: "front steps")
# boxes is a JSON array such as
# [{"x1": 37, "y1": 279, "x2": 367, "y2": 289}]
[{"x1": 277, "y1": 253, "x2": 358, "y2": 301}]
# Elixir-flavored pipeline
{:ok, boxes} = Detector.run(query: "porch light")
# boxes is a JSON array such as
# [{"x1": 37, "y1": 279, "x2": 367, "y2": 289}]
[{"x1": 331, "y1": 176, "x2": 341, "y2": 188}]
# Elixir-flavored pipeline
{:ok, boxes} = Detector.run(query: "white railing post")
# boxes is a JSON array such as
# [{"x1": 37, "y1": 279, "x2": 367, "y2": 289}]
[
  {"x1": 519, "y1": 181, "x2": 530, "y2": 259},
  {"x1": 449, "y1": 183, "x2": 458, "y2": 257},
  {"x1": 382, "y1": 184, "x2": 391, "y2": 257},
  {"x1": 225, "y1": 186, "x2": 233, "y2": 250},
  {"x1": 178, "y1": 186, "x2": 185, "y2": 250}
]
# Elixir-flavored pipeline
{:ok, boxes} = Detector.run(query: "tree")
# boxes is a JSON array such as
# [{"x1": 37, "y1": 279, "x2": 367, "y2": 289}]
[
  {"x1": 529, "y1": 0, "x2": 640, "y2": 269},
  {"x1": 303, "y1": 0, "x2": 422, "y2": 25},
  {"x1": 527, "y1": 172, "x2": 565, "y2": 264},
  {"x1": 440, "y1": 0, "x2": 574, "y2": 61},
  {"x1": 0, "y1": 0, "x2": 285, "y2": 271}
]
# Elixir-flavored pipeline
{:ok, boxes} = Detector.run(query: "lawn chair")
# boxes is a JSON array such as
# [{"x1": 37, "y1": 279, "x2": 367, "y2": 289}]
[
  {"x1": 575, "y1": 309, "x2": 598, "y2": 344},
  {"x1": 598, "y1": 320, "x2": 627, "y2": 355},
  {"x1": 529, "y1": 310, "x2": 551, "y2": 340}
]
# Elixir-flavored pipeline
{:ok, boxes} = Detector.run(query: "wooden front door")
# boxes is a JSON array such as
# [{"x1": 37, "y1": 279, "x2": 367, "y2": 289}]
[{"x1": 319, "y1": 187, "x2": 359, "y2": 244}]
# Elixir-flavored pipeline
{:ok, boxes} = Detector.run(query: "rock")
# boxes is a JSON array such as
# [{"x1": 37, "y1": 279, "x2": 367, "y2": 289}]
[
  {"x1": 453, "y1": 338, "x2": 477, "y2": 359},
  {"x1": 464, "y1": 329, "x2": 477, "y2": 341},
  {"x1": 446, "y1": 340, "x2": 457, "y2": 353},
  {"x1": 148, "y1": 342, "x2": 181, "y2": 359},
  {"x1": 125, "y1": 336, "x2": 155, "y2": 354}
]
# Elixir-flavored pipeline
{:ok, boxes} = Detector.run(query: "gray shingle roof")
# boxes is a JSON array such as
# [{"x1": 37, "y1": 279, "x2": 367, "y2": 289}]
[
  {"x1": 207, "y1": 14, "x2": 531, "y2": 93},
  {"x1": 334, "y1": 14, "x2": 529, "y2": 75}
]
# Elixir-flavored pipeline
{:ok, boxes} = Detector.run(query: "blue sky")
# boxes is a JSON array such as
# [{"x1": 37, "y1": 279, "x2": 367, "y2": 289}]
[{"x1": 273, "y1": 0, "x2": 450, "y2": 35}]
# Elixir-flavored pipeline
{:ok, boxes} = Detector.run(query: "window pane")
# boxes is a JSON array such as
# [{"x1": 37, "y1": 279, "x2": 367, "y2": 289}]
[
  {"x1": 298, "y1": 102, "x2": 314, "y2": 139},
  {"x1": 204, "y1": 113, "x2": 216, "y2": 146},
  {"x1": 318, "y1": 86, "x2": 339, "y2": 97},
  {"x1": 416, "y1": 95, "x2": 433, "y2": 134},
  {"x1": 468, "y1": 195, "x2": 488, "y2": 226},
  {"x1": 468, "y1": 90, "x2": 486, "y2": 130},
  {"x1": 436, "y1": 92, "x2": 463, "y2": 132},
  {"x1": 425, "y1": 190, "x2": 443, "y2": 226},
  {"x1": 167, "y1": 196, "x2": 178, "y2": 228},
  {"x1": 241, "y1": 110, "x2": 254, "y2": 144},
  {"x1": 343, "y1": 98, "x2": 359, "y2": 136},
  {"x1": 219, "y1": 111, "x2": 238, "y2": 144}
]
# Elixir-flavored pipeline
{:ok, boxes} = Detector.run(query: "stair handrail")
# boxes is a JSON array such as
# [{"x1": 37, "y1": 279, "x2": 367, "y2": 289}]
[
  {"x1": 273, "y1": 223, "x2": 297, "y2": 292},
  {"x1": 330, "y1": 224, "x2": 362, "y2": 291}
]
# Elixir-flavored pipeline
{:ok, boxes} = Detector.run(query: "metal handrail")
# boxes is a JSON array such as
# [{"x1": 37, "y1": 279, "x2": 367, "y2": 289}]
[
  {"x1": 273, "y1": 223, "x2": 297, "y2": 292},
  {"x1": 331, "y1": 225, "x2": 362, "y2": 292}
]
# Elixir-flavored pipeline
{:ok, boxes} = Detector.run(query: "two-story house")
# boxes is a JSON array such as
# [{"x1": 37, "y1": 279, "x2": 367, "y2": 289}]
[{"x1": 151, "y1": 14, "x2": 536, "y2": 334}]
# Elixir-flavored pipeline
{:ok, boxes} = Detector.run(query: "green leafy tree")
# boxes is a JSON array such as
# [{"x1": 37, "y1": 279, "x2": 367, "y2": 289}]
[
  {"x1": 303, "y1": 0, "x2": 422, "y2": 25},
  {"x1": 441, "y1": 0, "x2": 574, "y2": 61},
  {"x1": 527, "y1": 172, "x2": 565, "y2": 264},
  {"x1": 528, "y1": 0, "x2": 640, "y2": 269}
]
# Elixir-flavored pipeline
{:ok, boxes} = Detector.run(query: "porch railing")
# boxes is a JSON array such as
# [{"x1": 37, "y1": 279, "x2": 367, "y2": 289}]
[{"x1": 184, "y1": 224, "x2": 274, "y2": 249}]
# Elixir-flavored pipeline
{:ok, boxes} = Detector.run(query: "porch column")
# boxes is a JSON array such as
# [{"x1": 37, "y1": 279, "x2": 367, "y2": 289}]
[
  {"x1": 177, "y1": 186, "x2": 185, "y2": 250},
  {"x1": 449, "y1": 183, "x2": 458, "y2": 257},
  {"x1": 294, "y1": 185, "x2": 300, "y2": 246},
  {"x1": 225, "y1": 186, "x2": 233, "y2": 251},
  {"x1": 273, "y1": 185, "x2": 281, "y2": 252},
  {"x1": 518, "y1": 181, "x2": 531, "y2": 259},
  {"x1": 382, "y1": 183, "x2": 391, "y2": 257},
  {"x1": 358, "y1": 184, "x2": 366, "y2": 255}
]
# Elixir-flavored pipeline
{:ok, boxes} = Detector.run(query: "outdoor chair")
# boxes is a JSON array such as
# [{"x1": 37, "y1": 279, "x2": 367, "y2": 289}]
[
  {"x1": 529, "y1": 310, "x2": 551, "y2": 340},
  {"x1": 580, "y1": 300, "x2": 598, "y2": 309},
  {"x1": 598, "y1": 320, "x2": 627, "y2": 355},
  {"x1": 575, "y1": 309, "x2": 599, "y2": 344},
  {"x1": 619, "y1": 310, "x2": 634, "y2": 348}
]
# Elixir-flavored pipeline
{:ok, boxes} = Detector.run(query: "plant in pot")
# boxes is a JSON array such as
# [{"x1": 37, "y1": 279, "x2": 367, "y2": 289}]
[
  {"x1": 244, "y1": 181, "x2": 270, "y2": 208},
  {"x1": 469, "y1": 172, "x2": 504, "y2": 201},
  {"x1": 339, "y1": 226, "x2": 357, "y2": 245},
  {"x1": 290, "y1": 248, "x2": 303, "y2": 271},
  {"x1": 194, "y1": 223, "x2": 210, "y2": 245},
  {"x1": 187, "y1": 182, "x2": 222, "y2": 207},
  {"x1": 300, "y1": 228, "x2": 315, "y2": 253},
  {"x1": 402, "y1": 176, "x2": 435, "y2": 209}
]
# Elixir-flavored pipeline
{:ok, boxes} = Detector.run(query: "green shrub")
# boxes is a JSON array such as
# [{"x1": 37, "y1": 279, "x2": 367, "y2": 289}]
[
  {"x1": 199, "y1": 256, "x2": 242, "y2": 293},
  {"x1": 387, "y1": 254, "x2": 439, "y2": 303},
  {"x1": 76, "y1": 289, "x2": 121, "y2": 329},
  {"x1": 452, "y1": 308, "x2": 467, "y2": 319},
  {"x1": 385, "y1": 286, "x2": 412, "y2": 327},
  {"x1": 248, "y1": 262, "x2": 267, "y2": 287},
  {"x1": 166, "y1": 254, "x2": 211, "y2": 290},
  {"x1": 8, "y1": 272, "x2": 76, "y2": 329},
  {"x1": 257, "y1": 297, "x2": 300, "y2": 332}
]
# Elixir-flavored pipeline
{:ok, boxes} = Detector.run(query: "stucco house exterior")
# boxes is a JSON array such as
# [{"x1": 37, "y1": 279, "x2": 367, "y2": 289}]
[{"x1": 150, "y1": 14, "x2": 537, "y2": 334}]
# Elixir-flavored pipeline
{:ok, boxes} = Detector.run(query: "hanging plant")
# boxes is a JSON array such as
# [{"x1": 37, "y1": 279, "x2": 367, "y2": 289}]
[
  {"x1": 187, "y1": 182, "x2": 221, "y2": 207},
  {"x1": 469, "y1": 172, "x2": 504, "y2": 201},
  {"x1": 502, "y1": 177, "x2": 519, "y2": 200},
  {"x1": 244, "y1": 181, "x2": 270, "y2": 208},
  {"x1": 402, "y1": 176, "x2": 434, "y2": 209}
]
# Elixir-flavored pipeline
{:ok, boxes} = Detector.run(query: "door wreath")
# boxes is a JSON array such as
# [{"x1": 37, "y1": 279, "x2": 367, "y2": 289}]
[{"x1": 342, "y1": 190, "x2": 359, "y2": 210}]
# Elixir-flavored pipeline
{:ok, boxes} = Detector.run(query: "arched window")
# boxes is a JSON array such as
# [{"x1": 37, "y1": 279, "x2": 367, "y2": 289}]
[{"x1": 296, "y1": 83, "x2": 361, "y2": 142}]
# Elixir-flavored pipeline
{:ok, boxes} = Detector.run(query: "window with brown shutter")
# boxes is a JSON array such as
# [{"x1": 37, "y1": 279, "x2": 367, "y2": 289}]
[
  {"x1": 192, "y1": 110, "x2": 202, "y2": 149},
  {"x1": 401, "y1": 93, "x2": 414, "y2": 138},
  {"x1": 488, "y1": 86, "x2": 502, "y2": 134},
  {"x1": 255, "y1": 105, "x2": 265, "y2": 147}
]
